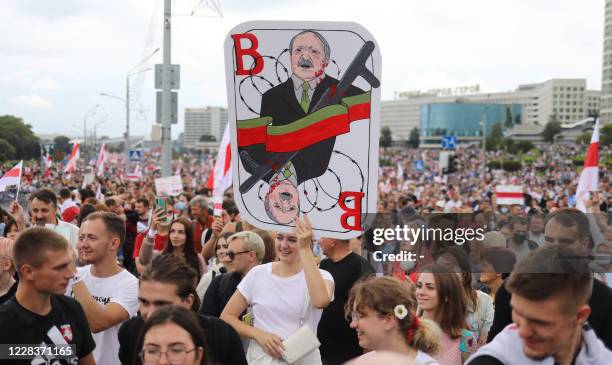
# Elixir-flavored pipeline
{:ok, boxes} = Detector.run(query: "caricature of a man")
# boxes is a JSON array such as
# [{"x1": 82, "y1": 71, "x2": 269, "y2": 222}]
[{"x1": 240, "y1": 30, "x2": 364, "y2": 186}]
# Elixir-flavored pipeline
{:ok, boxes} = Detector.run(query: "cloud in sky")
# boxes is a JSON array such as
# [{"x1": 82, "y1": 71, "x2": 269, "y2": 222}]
[
  {"x1": 0, "y1": 0, "x2": 605, "y2": 138},
  {"x1": 9, "y1": 94, "x2": 52, "y2": 108}
]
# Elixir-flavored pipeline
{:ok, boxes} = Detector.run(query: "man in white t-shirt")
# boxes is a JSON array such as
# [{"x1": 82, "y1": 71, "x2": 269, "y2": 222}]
[{"x1": 67, "y1": 211, "x2": 139, "y2": 365}]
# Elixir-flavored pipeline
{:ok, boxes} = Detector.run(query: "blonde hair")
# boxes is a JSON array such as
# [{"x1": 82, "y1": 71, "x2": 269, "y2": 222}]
[
  {"x1": 346, "y1": 276, "x2": 441, "y2": 355},
  {"x1": 0, "y1": 238, "x2": 15, "y2": 275},
  {"x1": 229, "y1": 231, "x2": 265, "y2": 263}
]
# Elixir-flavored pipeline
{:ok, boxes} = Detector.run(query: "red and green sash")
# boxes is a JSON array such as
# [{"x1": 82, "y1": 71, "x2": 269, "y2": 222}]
[{"x1": 237, "y1": 91, "x2": 371, "y2": 152}]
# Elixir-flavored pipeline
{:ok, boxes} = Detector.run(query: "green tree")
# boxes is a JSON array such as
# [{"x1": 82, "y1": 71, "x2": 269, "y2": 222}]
[
  {"x1": 516, "y1": 140, "x2": 534, "y2": 153},
  {"x1": 0, "y1": 138, "x2": 16, "y2": 162},
  {"x1": 541, "y1": 120, "x2": 562, "y2": 143},
  {"x1": 485, "y1": 122, "x2": 504, "y2": 150},
  {"x1": 53, "y1": 135, "x2": 73, "y2": 155},
  {"x1": 380, "y1": 126, "x2": 392, "y2": 148},
  {"x1": 601, "y1": 123, "x2": 612, "y2": 145},
  {"x1": 407, "y1": 127, "x2": 420, "y2": 148},
  {"x1": 0, "y1": 115, "x2": 41, "y2": 160},
  {"x1": 576, "y1": 132, "x2": 591, "y2": 145}
]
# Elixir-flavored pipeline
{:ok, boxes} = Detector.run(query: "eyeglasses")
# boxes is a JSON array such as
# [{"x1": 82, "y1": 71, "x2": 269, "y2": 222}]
[
  {"x1": 226, "y1": 250, "x2": 250, "y2": 261},
  {"x1": 139, "y1": 346, "x2": 197, "y2": 365}
]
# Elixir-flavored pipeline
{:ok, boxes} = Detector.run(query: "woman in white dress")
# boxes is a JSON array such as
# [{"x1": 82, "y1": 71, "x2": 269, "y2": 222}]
[
  {"x1": 221, "y1": 216, "x2": 334, "y2": 365},
  {"x1": 347, "y1": 276, "x2": 441, "y2": 365}
]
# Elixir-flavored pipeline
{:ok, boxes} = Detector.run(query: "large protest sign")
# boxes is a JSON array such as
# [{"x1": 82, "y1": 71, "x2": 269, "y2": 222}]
[{"x1": 224, "y1": 21, "x2": 381, "y2": 238}]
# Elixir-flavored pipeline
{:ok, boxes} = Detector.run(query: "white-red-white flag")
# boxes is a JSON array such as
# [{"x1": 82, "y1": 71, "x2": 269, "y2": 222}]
[
  {"x1": 44, "y1": 153, "x2": 53, "y2": 178},
  {"x1": 211, "y1": 125, "x2": 232, "y2": 216},
  {"x1": 576, "y1": 118, "x2": 600, "y2": 212},
  {"x1": 64, "y1": 143, "x2": 80, "y2": 174},
  {"x1": 96, "y1": 144, "x2": 108, "y2": 177},
  {"x1": 495, "y1": 185, "x2": 524, "y2": 205},
  {"x1": 0, "y1": 161, "x2": 23, "y2": 192},
  {"x1": 126, "y1": 164, "x2": 141, "y2": 182}
]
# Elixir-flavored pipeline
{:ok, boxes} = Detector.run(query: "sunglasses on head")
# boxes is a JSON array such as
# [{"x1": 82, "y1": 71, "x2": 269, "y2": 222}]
[{"x1": 226, "y1": 250, "x2": 250, "y2": 261}]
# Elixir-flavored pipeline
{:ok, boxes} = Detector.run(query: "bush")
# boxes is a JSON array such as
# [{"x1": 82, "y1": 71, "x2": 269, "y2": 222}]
[{"x1": 487, "y1": 160, "x2": 521, "y2": 172}]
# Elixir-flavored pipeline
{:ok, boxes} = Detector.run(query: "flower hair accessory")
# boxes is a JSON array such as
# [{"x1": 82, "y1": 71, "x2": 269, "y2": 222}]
[{"x1": 394, "y1": 304, "x2": 408, "y2": 320}]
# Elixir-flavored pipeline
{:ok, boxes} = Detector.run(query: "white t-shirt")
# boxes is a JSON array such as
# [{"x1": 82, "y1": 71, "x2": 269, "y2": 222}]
[
  {"x1": 45, "y1": 220, "x2": 80, "y2": 248},
  {"x1": 66, "y1": 265, "x2": 139, "y2": 365},
  {"x1": 357, "y1": 350, "x2": 440, "y2": 364},
  {"x1": 237, "y1": 263, "x2": 334, "y2": 339}
]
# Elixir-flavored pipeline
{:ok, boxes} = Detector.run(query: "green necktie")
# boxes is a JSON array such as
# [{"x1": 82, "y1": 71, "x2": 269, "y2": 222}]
[{"x1": 300, "y1": 81, "x2": 311, "y2": 113}]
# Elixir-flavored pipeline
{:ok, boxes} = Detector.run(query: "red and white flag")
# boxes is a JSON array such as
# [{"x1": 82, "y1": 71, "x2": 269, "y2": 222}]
[
  {"x1": 64, "y1": 143, "x2": 80, "y2": 174},
  {"x1": 495, "y1": 185, "x2": 524, "y2": 205},
  {"x1": 575, "y1": 118, "x2": 600, "y2": 212},
  {"x1": 96, "y1": 144, "x2": 108, "y2": 177},
  {"x1": 0, "y1": 161, "x2": 23, "y2": 192},
  {"x1": 126, "y1": 164, "x2": 141, "y2": 182},
  {"x1": 211, "y1": 125, "x2": 232, "y2": 216},
  {"x1": 44, "y1": 153, "x2": 53, "y2": 178}
]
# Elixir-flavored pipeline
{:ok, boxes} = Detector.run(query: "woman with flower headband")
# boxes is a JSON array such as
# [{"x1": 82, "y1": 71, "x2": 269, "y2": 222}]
[{"x1": 346, "y1": 276, "x2": 441, "y2": 364}]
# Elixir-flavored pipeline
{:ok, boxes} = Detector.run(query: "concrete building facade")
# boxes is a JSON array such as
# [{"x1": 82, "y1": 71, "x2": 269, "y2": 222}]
[
  {"x1": 183, "y1": 106, "x2": 228, "y2": 147},
  {"x1": 381, "y1": 79, "x2": 600, "y2": 144}
]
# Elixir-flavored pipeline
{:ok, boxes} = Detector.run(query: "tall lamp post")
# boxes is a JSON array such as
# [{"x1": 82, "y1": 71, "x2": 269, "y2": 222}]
[{"x1": 100, "y1": 50, "x2": 158, "y2": 174}]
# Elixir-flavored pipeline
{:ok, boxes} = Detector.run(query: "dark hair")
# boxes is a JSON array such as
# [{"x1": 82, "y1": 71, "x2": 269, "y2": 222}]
[
  {"x1": 480, "y1": 247, "x2": 517, "y2": 276},
  {"x1": 136, "y1": 198, "x2": 150, "y2": 208},
  {"x1": 3, "y1": 219, "x2": 18, "y2": 237},
  {"x1": 164, "y1": 218, "x2": 201, "y2": 278},
  {"x1": 509, "y1": 215, "x2": 528, "y2": 229},
  {"x1": 77, "y1": 204, "x2": 96, "y2": 227},
  {"x1": 59, "y1": 188, "x2": 71, "y2": 199},
  {"x1": 437, "y1": 246, "x2": 477, "y2": 311},
  {"x1": 135, "y1": 305, "x2": 207, "y2": 365},
  {"x1": 506, "y1": 245, "x2": 593, "y2": 313},
  {"x1": 30, "y1": 188, "x2": 57, "y2": 208},
  {"x1": 140, "y1": 254, "x2": 201, "y2": 311},
  {"x1": 418, "y1": 265, "x2": 467, "y2": 338},
  {"x1": 13, "y1": 227, "x2": 70, "y2": 272},
  {"x1": 83, "y1": 211, "x2": 126, "y2": 245},
  {"x1": 105, "y1": 198, "x2": 118, "y2": 208},
  {"x1": 222, "y1": 200, "x2": 239, "y2": 216}
]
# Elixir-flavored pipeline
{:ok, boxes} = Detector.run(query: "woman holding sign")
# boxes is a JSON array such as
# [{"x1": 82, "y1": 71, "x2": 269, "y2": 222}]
[{"x1": 221, "y1": 215, "x2": 334, "y2": 365}]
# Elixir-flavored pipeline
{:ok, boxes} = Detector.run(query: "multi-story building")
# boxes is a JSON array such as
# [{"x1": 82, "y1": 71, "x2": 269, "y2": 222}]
[
  {"x1": 183, "y1": 106, "x2": 228, "y2": 147},
  {"x1": 381, "y1": 79, "x2": 600, "y2": 145},
  {"x1": 602, "y1": 0, "x2": 612, "y2": 123}
]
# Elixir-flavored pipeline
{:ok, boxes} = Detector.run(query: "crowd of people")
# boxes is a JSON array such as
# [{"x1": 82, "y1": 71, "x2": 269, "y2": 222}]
[{"x1": 0, "y1": 143, "x2": 610, "y2": 365}]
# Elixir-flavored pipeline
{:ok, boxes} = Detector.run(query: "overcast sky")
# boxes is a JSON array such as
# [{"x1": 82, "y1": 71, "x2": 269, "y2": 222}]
[{"x1": 0, "y1": 0, "x2": 604, "y2": 139}]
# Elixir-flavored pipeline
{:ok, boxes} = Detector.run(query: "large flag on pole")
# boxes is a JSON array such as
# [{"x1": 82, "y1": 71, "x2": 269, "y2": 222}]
[
  {"x1": 575, "y1": 118, "x2": 600, "y2": 212},
  {"x1": 64, "y1": 143, "x2": 80, "y2": 174},
  {"x1": 0, "y1": 161, "x2": 23, "y2": 192},
  {"x1": 96, "y1": 143, "x2": 108, "y2": 177},
  {"x1": 211, "y1": 125, "x2": 232, "y2": 216}
]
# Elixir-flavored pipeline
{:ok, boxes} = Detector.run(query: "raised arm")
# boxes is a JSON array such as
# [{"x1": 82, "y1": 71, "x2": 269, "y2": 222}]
[{"x1": 294, "y1": 215, "x2": 333, "y2": 309}]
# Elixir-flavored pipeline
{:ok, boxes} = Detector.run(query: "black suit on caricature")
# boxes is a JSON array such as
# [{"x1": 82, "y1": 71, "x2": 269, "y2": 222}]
[{"x1": 240, "y1": 75, "x2": 364, "y2": 185}]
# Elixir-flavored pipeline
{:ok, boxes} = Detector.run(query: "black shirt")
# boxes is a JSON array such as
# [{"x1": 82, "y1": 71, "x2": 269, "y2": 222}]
[
  {"x1": 488, "y1": 278, "x2": 612, "y2": 350},
  {"x1": 317, "y1": 252, "x2": 374, "y2": 365},
  {"x1": 200, "y1": 272, "x2": 242, "y2": 318},
  {"x1": 0, "y1": 294, "x2": 96, "y2": 364},
  {"x1": 0, "y1": 280, "x2": 18, "y2": 304},
  {"x1": 118, "y1": 313, "x2": 247, "y2": 365}
]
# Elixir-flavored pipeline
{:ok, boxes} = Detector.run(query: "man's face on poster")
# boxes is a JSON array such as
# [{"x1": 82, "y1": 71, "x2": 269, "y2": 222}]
[
  {"x1": 291, "y1": 32, "x2": 327, "y2": 81},
  {"x1": 265, "y1": 180, "x2": 300, "y2": 224}
]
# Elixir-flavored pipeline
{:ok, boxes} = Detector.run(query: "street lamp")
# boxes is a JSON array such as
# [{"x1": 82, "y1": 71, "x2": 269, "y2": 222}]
[
  {"x1": 93, "y1": 119, "x2": 106, "y2": 152},
  {"x1": 100, "y1": 48, "x2": 159, "y2": 174}
]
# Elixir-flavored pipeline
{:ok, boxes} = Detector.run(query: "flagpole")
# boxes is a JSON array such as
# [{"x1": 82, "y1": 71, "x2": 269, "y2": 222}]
[{"x1": 15, "y1": 161, "x2": 23, "y2": 201}]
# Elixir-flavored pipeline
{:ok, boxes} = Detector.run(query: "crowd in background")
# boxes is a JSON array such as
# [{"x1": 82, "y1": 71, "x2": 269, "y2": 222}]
[{"x1": 0, "y1": 143, "x2": 610, "y2": 365}]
